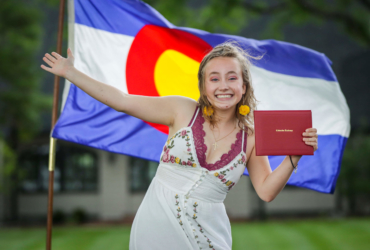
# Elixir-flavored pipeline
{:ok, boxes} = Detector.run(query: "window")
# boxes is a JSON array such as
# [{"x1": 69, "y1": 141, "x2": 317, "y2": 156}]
[
  {"x1": 19, "y1": 143, "x2": 98, "y2": 193},
  {"x1": 60, "y1": 147, "x2": 98, "y2": 191},
  {"x1": 129, "y1": 157, "x2": 158, "y2": 192}
]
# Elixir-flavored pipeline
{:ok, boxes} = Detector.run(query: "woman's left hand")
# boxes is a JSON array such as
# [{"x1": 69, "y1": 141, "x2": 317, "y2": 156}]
[{"x1": 303, "y1": 128, "x2": 318, "y2": 152}]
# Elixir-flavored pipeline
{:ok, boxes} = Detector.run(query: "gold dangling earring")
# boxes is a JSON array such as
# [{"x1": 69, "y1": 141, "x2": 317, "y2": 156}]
[
  {"x1": 203, "y1": 106, "x2": 214, "y2": 117},
  {"x1": 239, "y1": 105, "x2": 250, "y2": 116}
]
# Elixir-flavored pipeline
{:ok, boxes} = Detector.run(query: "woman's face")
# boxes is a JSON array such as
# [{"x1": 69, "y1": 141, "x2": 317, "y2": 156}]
[{"x1": 203, "y1": 57, "x2": 246, "y2": 111}]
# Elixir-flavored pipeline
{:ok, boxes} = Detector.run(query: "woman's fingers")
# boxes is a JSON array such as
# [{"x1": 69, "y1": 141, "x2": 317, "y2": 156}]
[
  {"x1": 51, "y1": 52, "x2": 62, "y2": 58},
  {"x1": 40, "y1": 64, "x2": 52, "y2": 72},
  {"x1": 302, "y1": 128, "x2": 318, "y2": 151},
  {"x1": 305, "y1": 132, "x2": 318, "y2": 137},
  {"x1": 303, "y1": 137, "x2": 317, "y2": 142},
  {"x1": 67, "y1": 47, "x2": 74, "y2": 58},
  {"x1": 43, "y1": 56, "x2": 54, "y2": 67},
  {"x1": 45, "y1": 53, "x2": 57, "y2": 63},
  {"x1": 302, "y1": 128, "x2": 318, "y2": 138}
]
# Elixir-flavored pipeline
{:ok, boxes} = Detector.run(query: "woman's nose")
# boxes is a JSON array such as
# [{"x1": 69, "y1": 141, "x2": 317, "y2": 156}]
[{"x1": 219, "y1": 79, "x2": 229, "y2": 89}]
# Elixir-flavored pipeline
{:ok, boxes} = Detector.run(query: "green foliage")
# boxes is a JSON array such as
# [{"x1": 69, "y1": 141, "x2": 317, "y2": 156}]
[
  {"x1": 0, "y1": 138, "x2": 25, "y2": 194},
  {"x1": 0, "y1": 140, "x2": 15, "y2": 175},
  {"x1": 0, "y1": 1, "x2": 53, "y2": 219},
  {"x1": 338, "y1": 122, "x2": 370, "y2": 215},
  {"x1": 144, "y1": 0, "x2": 370, "y2": 46},
  {"x1": 0, "y1": 0, "x2": 52, "y2": 144}
]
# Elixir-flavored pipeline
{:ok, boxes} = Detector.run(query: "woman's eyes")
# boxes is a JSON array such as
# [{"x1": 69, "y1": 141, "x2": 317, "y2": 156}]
[{"x1": 210, "y1": 77, "x2": 237, "y2": 82}]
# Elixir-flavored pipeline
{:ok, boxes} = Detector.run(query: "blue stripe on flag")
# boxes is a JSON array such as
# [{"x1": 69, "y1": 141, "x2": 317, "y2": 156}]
[
  {"x1": 176, "y1": 27, "x2": 337, "y2": 81},
  {"x1": 75, "y1": 0, "x2": 173, "y2": 36},
  {"x1": 53, "y1": 85, "x2": 167, "y2": 161},
  {"x1": 243, "y1": 135, "x2": 347, "y2": 194},
  {"x1": 75, "y1": 0, "x2": 336, "y2": 81}
]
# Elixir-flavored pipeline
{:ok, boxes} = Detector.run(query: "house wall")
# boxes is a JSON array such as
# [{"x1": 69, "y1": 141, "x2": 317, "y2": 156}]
[
  {"x1": 224, "y1": 176, "x2": 257, "y2": 219},
  {"x1": 17, "y1": 150, "x2": 146, "y2": 221},
  {"x1": 224, "y1": 176, "x2": 336, "y2": 219},
  {"x1": 16, "y1": 150, "x2": 336, "y2": 221},
  {"x1": 266, "y1": 188, "x2": 336, "y2": 214},
  {"x1": 99, "y1": 151, "x2": 128, "y2": 220},
  {"x1": 18, "y1": 193, "x2": 100, "y2": 217}
]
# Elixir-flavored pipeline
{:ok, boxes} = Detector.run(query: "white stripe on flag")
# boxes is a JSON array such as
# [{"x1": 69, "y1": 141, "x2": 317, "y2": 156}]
[
  {"x1": 62, "y1": 24, "x2": 134, "y2": 109},
  {"x1": 251, "y1": 66, "x2": 350, "y2": 137}
]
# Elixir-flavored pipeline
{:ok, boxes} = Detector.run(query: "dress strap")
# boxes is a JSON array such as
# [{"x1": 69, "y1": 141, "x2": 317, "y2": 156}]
[
  {"x1": 242, "y1": 125, "x2": 248, "y2": 153},
  {"x1": 189, "y1": 106, "x2": 200, "y2": 127},
  {"x1": 241, "y1": 125, "x2": 245, "y2": 152}
]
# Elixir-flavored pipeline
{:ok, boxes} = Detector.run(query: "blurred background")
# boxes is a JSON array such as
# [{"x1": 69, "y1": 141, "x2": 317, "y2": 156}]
[{"x1": 0, "y1": 0, "x2": 369, "y2": 249}]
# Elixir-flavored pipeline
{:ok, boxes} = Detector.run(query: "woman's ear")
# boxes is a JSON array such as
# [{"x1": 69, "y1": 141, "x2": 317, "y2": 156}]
[{"x1": 242, "y1": 84, "x2": 246, "y2": 94}]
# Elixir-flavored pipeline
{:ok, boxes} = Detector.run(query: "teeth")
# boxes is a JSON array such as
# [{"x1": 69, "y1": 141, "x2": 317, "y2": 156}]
[{"x1": 217, "y1": 95, "x2": 232, "y2": 98}]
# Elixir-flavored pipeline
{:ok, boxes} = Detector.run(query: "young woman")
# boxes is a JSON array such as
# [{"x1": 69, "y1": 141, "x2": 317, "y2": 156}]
[{"x1": 41, "y1": 42, "x2": 318, "y2": 250}]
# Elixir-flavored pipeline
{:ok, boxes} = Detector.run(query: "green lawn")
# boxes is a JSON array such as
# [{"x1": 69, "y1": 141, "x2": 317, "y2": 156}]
[{"x1": 0, "y1": 218, "x2": 369, "y2": 250}]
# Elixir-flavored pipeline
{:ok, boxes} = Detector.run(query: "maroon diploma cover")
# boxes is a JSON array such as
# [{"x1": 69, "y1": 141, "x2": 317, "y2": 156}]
[{"x1": 254, "y1": 110, "x2": 313, "y2": 156}]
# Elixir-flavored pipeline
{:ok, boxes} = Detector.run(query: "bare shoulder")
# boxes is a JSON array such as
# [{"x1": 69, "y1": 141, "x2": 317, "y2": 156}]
[{"x1": 169, "y1": 96, "x2": 198, "y2": 137}]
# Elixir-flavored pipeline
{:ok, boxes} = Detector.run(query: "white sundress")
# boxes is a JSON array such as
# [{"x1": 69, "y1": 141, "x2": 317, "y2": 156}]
[{"x1": 129, "y1": 106, "x2": 248, "y2": 250}]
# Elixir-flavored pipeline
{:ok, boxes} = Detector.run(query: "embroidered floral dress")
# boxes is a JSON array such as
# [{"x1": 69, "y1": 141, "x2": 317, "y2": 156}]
[{"x1": 129, "y1": 106, "x2": 247, "y2": 250}]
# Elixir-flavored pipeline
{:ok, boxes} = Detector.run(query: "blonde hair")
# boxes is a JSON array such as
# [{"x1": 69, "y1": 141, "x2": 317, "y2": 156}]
[{"x1": 197, "y1": 41, "x2": 261, "y2": 135}]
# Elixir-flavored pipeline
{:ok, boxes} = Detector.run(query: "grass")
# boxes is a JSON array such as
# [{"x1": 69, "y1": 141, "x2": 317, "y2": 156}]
[
  {"x1": 0, "y1": 218, "x2": 369, "y2": 250},
  {"x1": 231, "y1": 218, "x2": 370, "y2": 250}
]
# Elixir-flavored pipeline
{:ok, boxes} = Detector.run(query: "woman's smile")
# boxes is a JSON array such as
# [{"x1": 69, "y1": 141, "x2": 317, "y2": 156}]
[{"x1": 215, "y1": 94, "x2": 234, "y2": 101}]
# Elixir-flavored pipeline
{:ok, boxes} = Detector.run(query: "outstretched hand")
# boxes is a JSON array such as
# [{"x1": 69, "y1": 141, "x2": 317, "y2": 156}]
[{"x1": 41, "y1": 48, "x2": 74, "y2": 78}]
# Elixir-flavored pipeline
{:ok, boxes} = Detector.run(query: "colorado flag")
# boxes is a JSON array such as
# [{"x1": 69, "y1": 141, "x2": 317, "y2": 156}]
[{"x1": 53, "y1": 0, "x2": 350, "y2": 194}]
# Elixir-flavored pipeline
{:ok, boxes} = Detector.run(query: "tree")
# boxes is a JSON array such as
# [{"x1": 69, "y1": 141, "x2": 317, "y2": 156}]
[
  {"x1": 0, "y1": 0, "x2": 52, "y2": 221},
  {"x1": 144, "y1": 0, "x2": 370, "y2": 47},
  {"x1": 337, "y1": 120, "x2": 370, "y2": 215}
]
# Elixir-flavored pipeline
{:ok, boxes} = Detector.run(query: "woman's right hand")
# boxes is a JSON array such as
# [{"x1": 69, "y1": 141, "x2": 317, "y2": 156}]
[{"x1": 41, "y1": 47, "x2": 74, "y2": 78}]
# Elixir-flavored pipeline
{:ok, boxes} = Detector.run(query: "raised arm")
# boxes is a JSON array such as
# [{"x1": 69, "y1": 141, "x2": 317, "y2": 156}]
[
  {"x1": 41, "y1": 48, "x2": 194, "y2": 126},
  {"x1": 246, "y1": 129, "x2": 318, "y2": 202}
]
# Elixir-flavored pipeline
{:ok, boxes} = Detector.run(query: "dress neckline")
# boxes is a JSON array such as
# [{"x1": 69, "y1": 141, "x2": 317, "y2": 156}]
[{"x1": 192, "y1": 107, "x2": 245, "y2": 171}]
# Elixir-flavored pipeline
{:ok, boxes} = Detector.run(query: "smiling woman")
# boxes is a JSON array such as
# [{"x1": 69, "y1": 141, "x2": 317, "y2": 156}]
[
  {"x1": 197, "y1": 42, "x2": 261, "y2": 133},
  {"x1": 41, "y1": 41, "x2": 318, "y2": 250}
]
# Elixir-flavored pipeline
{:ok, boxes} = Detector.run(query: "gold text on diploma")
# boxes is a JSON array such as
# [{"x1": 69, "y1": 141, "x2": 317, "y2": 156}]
[{"x1": 276, "y1": 129, "x2": 293, "y2": 132}]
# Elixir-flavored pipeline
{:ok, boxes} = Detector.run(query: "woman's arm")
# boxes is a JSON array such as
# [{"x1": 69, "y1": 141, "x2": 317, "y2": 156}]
[
  {"x1": 41, "y1": 48, "x2": 194, "y2": 126},
  {"x1": 246, "y1": 128, "x2": 318, "y2": 202}
]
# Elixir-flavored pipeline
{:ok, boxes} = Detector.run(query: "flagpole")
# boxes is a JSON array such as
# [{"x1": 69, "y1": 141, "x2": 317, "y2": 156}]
[{"x1": 46, "y1": 0, "x2": 66, "y2": 249}]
